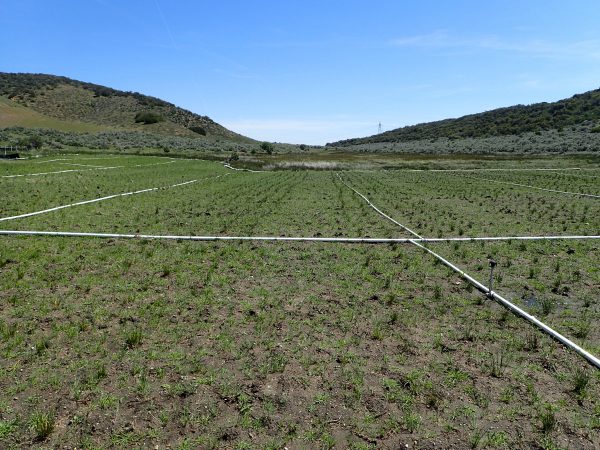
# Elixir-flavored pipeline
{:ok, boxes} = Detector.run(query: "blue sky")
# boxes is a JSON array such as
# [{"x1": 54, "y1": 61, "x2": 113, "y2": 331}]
[{"x1": 1, "y1": 1, "x2": 600, "y2": 144}]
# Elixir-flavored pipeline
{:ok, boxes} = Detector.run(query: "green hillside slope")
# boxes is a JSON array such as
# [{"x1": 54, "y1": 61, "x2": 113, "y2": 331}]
[
  {"x1": 0, "y1": 72, "x2": 252, "y2": 143},
  {"x1": 328, "y1": 89, "x2": 600, "y2": 147},
  {"x1": 0, "y1": 96, "x2": 111, "y2": 133}
]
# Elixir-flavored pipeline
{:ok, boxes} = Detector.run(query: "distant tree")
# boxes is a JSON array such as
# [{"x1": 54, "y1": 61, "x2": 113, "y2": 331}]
[
  {"x1": 92, "y1": 86, "x2": 113, "y2": 97},
  {"x1": 17, "y1": 135, "x2": 43, "y2": 149},
  {"x1": 189, "y1": 126, "x2": 207, "y2": 136},
  {"x1": 134, "y1": 112, "x2": 165, "y2": 124},
  {"x1": 260, "y1": 142, "x2": 274, "y2": 154}
]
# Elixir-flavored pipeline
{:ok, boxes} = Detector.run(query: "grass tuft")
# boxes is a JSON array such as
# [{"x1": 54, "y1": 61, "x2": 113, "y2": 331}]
[
  {"x1": 30, "y1": 411, "x2": 55, "y2": 441},
  {"x1": 124, "y1": 328, "x2": 143, "y2": 349}
]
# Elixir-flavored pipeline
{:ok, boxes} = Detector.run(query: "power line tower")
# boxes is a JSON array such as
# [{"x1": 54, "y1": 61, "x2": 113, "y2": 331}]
[{"x1": 378, "y1": 122, "x2": 382, "y2": 134}]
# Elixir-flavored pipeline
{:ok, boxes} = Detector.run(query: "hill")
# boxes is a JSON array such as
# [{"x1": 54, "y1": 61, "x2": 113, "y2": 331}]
[
  {"x1": 328, "y1": 88, "x2": 600, "y2": 152},
  {"x1": 0, "y1": 96, "x2": 110, "y2": 133},
  {"x1": 0, "y1": 72, "x2": 252, "y2": 143}
]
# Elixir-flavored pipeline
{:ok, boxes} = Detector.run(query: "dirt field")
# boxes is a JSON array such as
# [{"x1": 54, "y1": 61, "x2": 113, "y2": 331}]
[{"x1": 1, "y1": 154, "x2": 599, "y2": 449}]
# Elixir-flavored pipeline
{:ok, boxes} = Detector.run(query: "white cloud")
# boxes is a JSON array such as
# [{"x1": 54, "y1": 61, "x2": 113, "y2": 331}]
[
  {"x1": 390, "y1": 30, "x2": 454, "y2": 48},
  {"x1": 390, "y1": 31, "x2": 600, "y2": 59}
]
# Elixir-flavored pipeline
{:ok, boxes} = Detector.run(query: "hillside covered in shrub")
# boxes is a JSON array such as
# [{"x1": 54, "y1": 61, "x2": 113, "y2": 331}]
[
  {"x1": 328, "y1": 88, "x2": 600, "y2": 147},
  {"x1": 0, "y1": 72, "x2": 252, "y2": 142}
]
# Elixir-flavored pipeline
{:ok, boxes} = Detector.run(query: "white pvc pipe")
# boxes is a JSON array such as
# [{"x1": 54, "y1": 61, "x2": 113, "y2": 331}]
[
  {"x1": 1, "y1": 166, "x2": 123, "y2": 178},
  {"x1": 223, "y1": 163, "x2": 264, "y2": 173},
  {"x1": 129, "y1": 161, "x2": 176, "y2": 168},
  {"x1": 338, "y1": 173, "x2": 600, "y2": 369},
  {"x1": 59, "y1": 163, "x2": 111, "y2": 168},
  {"x1": 411, "y1": 239, "x2": 600, "y2": 369},
  {"x1": 550, "y1": 171, "x2": 600, "y2": 180},
  {"x1": 32, "y1": 158, "x2": 70, "y2": 164},
  {"x1": 0, "y1": 230, "x2": 418, "y2": 243},
  {"x1": 0, "y1": 229, "x2": 597, "y2": 244},
  {"x1": 0, "y1": 174, "x2": 228, "y2": 223},
  {"x1": 423, "y1": 235, "x2": 600, "y2": 242},
  {"x1": 467, "y1": 175, "x2": 600, "y2": 199},
  {"x1": 403, "y1": 167, "x2": 585, "y2": 173},
  {"x1": 1, "y1": 161, "x2": 177, "y2": 179},
  {"x1": 336, "y1": 173, "x2": 424, "y2": 239},
  {"x1": 32, "y1": 156, "x2": 138, "y2": 163}
]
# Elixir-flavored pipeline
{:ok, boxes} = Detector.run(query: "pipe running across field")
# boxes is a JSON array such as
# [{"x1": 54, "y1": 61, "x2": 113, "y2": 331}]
[
  {"x1": 550, "y1": 171, "x2": 600, "y2": 180},
  {"x1": 0, "y1": 174, "x2": 228, "y2": 223},
  {"x1": 335, "y1": 173, "x2": 424, "y2": 239},
  {"x1": 425, "y1": 235, "x2": 600, "y2": 242},
  {"x1": 60, "y1": 163, "x2": 113, "y2": 168},
  {"x1": 223, "y1": 163, "x2": 264, "y2": 173},
  {"x1": 336, "y1": 172, "x2": 600, "y2": 369},
  {"x1": 466, "y1": 175, "x2": 600, "y2": 199},
  {"x1": 0, "y1": 230, "x2": 598, "y2": 243},
  {"x1": 1, "y1": 166, "x2": 124, "y2": 178},
  {"x1": 32, "y1": 158, "x2": 71, "y2": 164},
  {"x1": 402, "y1": 167, "x2": 586, "y2": 173},
  {"x1": 0, "y1": 230, "x2": 417, "y2": 243},
  {"x1": 32, "y1": 156, "x2": 129, "y2": 163},
  {"x1": 1, "y1": 161, "x2": 177, "y2": 179},
  {"x1": 410, "y1": 240, "x2": 600, "y2": 369}
]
